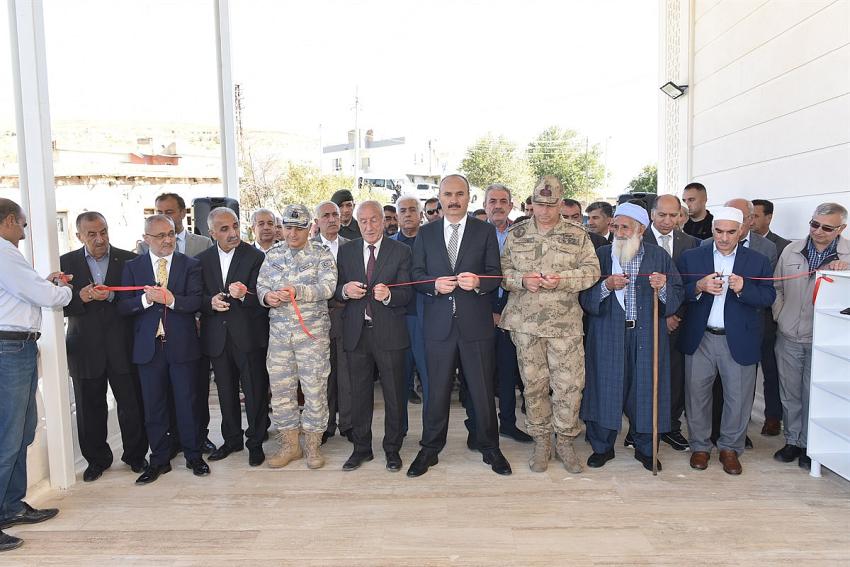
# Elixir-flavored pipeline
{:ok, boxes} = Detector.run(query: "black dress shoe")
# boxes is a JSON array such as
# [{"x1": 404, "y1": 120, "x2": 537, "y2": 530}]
[
  {"x1": 482, "y1": 449, "x2": 512, "y2": 476},
  {"x1": 321, "y1": 430, "x2": 334, "y2": 445},
  {"x1": 248, "y1": 447, "x2": 265, "y2": 467},
  {"x1": 83, "y1": 464, "x2": 106, "y2": 482},
  {"x1": 201, "y1": 439, "x2": 217, "y2": 454},
  {"x1": 127, "y1": 458, "x2": 149, "y2": 474},
  {"x1": 499, "y1": 425, "x2": 533, "y2": 443},
  {"x1": 408, "y1": 390, "x2": 422, "y2": 404},
  {"x1": 0, "y1": 530, "x2": 23, "y2": 552},
  {"x1": 774, "y1": 444, "x2": 802, "y2": 463},
  {"x1": 587, "y1": 450, "x2": 615, "y2": 468},
  {"x1": 342, "y1": 451, "x2": 374, "y2": 471},
  {"x1": 745, "y1": 436, "x2": 753, "y2": 449},
  {"x1": 623, "y1": 433, "x2": 635, "y2": 448},
  {"x1": 135, "y1": 463, "x2": 172, "y2": 485},
  {"x1": 634, "y1": 450, "x2": 662, "y2": 472},
  {"x1": 186, "y1": 458, "x2": 210, "y2": 477},
  {"x1": 466, "y1": 432, "x2": 480, "y2": 451},
  {"x1": 0, "y1": 502, "x2": 59, "y2": 530},
  {"x1": 385, "y1": 452, "x2": 403, "y2": 472},
  {"x1": 406, "y1": 450, "x2": 438, "y2": 477},
  {"x1": 208, "y1": 445, "x2": 243, "y2": 462},
  {"x1": 798, "y1": 450, "x2": 811, "y2": 470},
  {"x1": 661, "y1": 431, "x2": 689, "y2": 451}
]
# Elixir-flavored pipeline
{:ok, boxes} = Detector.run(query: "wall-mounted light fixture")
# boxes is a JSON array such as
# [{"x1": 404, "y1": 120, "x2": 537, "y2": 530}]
[{"x1": 660, "y1": 81, "x2": 688, "y2": 99}]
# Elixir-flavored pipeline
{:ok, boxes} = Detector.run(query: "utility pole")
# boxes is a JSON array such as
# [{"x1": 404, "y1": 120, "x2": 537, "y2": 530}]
[{"x1": 234, "y1": 83, "x2": 244, "y2": 163}]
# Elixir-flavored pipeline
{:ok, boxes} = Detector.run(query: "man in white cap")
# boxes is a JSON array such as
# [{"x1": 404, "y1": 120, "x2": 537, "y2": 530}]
[
  {"x1": 579, "y1": 202, "x2": 682, "y2": 472},
  {"x1": 676, "y1": 207, "x2": 776, "y2": 475}
]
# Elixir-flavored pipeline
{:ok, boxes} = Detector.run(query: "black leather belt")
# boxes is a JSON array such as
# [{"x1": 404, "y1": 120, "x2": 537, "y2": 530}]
[
  {"x1": 706, "y1": 327, "x2": 726, "y2": 335},
  {"x1": 625, "y1": 320, "x2": 636, "y2": 329},
  {"x1": 0, "y1": 331, "x2": 41, "y2": 341}
]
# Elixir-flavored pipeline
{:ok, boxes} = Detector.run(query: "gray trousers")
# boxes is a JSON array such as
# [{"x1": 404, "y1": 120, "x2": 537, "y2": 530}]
[
  {"x1": 775, "y1": 335, "x2": 812, "y2": 448},
  {"x1": 685, "y1": 332, "x2": 757, "y2": 455}
]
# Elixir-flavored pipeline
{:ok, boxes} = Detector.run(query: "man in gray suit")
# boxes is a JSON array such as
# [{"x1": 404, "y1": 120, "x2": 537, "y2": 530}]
[
  {"x1": 642, "y1": 195, "x2": 700, "y2": 451},
  {"x1": 312, "y1": 200, "x2": 352, "y2": 443},
  {"x1": 136, "y1": 193, "x2": 216, "y2": 455},
  {"x1": 702, "y1": 198, "x2": 778, "y2": 445}
]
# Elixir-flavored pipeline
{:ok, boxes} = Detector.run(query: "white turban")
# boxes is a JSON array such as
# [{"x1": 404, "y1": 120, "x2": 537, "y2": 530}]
[
  {"x1": 711, "y1": 206, "x2": 744, "y2": 224},
  {"x1": 614, "y1": 202, "x2": 649, "y2": 227}
]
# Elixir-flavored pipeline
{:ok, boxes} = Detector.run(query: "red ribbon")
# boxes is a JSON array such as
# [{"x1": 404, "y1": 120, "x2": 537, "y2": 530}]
[{"x1": 813, "y1": 275, "x2": 834, "y2": 305}]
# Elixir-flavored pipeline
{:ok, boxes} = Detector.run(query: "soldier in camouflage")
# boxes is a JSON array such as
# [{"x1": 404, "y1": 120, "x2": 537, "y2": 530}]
[
  {"x1": 257, "y1": 204, "x2": 337, "y2": 469},
  {"x1": 499, "y1": 176, "x2": 600, "y2": 473}
]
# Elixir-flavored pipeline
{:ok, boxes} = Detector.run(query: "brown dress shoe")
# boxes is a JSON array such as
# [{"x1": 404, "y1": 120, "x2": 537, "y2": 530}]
[
  {"x1": 719, "y1": 450, "x2": 742, "y2": 475},
  {"x1": 761, "y1": 417, "x2": 781, "y2": 436},
  {"x1": 690, "y1": 451, "x2": 710, "y2": 470}
]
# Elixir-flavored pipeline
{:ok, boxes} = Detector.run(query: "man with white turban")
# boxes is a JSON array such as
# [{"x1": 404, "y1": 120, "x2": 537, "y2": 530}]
[{"x1": 579, "y1": 202, "x2": 683, "y2": 472}]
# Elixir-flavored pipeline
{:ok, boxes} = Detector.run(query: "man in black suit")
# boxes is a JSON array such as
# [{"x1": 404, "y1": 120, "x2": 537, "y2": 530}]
[
  {"x1": 197, "y1": 208, "x2": 269, "y2": 467},
  {"x1": 562, "y1": 199, "x2": 608, "y2": 249},
  {"x1": 407, "y1": 174, "x2": 511, "y2": 477},
  {"x1": 585, "y1": 201, "x2": 614, "y2": 243},
  {"x1": 118, "y1": 214, "x2": 209, "y2": 484},
  {"x1": 336, "y1": 201, "x2": 413, "y2": 472},
  {"x1": 642, "y1": 195, "x2": 700, "y2": 450},
  {"x1": 60, "y1": 212, "x2": 147, "y2": 482}
]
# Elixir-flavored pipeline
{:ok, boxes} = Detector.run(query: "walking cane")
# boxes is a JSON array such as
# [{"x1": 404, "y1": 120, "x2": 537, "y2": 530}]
[{"x1": 652, "y1": 287, "x2": 659, "y2": 476}]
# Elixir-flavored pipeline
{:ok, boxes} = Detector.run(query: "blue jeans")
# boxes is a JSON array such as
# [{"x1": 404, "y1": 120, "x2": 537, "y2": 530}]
[
  {"x1": 402, "y1": 310, "x2": 430, "y2": 434},
  {"x1": 0, "y1": 339, "x2": 39, "y2": 520}
]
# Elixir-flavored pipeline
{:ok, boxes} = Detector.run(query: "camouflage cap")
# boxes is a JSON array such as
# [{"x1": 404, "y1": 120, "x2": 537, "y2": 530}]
[
  {"x1": 281, "y1": 204, "x2": 311, "y2": 228},
  {"x1": 532, "y1": 175, "x2": 563, "y2": 206}
]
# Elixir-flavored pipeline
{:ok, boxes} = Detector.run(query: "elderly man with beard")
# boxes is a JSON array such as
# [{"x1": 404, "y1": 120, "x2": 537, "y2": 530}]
[{"x1": 579, "y1": 203, "x2": 682, "y2": 472}]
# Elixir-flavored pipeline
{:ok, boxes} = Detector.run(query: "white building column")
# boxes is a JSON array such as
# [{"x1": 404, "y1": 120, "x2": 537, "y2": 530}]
[
  {"x1": 8, "y1": 0, "x2": 76, "y2": 489},
  {"x1": 214, "y1": 0, "x2": 240, "y2": 200},
  {"x1": 657, "y1": 0, "x2": 694, "y2": 195}
]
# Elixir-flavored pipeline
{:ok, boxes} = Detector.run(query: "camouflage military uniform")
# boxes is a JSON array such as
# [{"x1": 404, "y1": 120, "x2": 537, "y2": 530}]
[
  {"x1": 499, "y1": 217, "x2": 600, "y2": 439},
  {"x1": 258, "y1": 240, "x2": 337, "y2": 434}
]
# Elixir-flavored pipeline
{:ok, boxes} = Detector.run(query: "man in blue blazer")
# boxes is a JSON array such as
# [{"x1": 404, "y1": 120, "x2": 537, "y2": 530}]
[
  {"x1": 407, "y1": 174, "x2": 511, "y2": 477},
  {"x1": 677, "y1": 207, "x2": 776, "y2": 476},
  {"x1": 118, "y1": 214, "x2": 208, "y2": 484}
]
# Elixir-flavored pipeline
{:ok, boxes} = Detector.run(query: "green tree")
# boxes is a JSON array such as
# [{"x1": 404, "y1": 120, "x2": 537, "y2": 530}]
[
  {"x1": 526, "y1": 126, "x2": 605, "y2": 200},
  {"x1": 459, "y1": 134, "x2": 534, "y2": 195},
  {"x1": 627, "y1": 164, "x2": 657, "y2": 194}
]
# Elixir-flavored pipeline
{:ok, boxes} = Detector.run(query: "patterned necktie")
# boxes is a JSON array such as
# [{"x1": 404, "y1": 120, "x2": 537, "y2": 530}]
[
  {"x1": 661, "y1": 234, "x2": 672, "y2": 257},
  {"x1": 447, "y1": 223, "x2": 460, "y2": 270},
  {"x1": 156, "y1": 257, "x2": 168, "y2": 337},
  {"x1": 366, "y1": 244, "x2": 376, "y2": 319}
]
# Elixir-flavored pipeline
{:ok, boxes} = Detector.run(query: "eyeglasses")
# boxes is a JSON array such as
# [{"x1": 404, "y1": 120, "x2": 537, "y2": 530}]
[
  {"x1": 145, "y1": 231, "x2": 176, "y2": 240},
  {"x1": 426, "y1": 209, "x2": 440, "y2": 216},
  {"x1": 809, "y1": 220, "x2": 842, "y2": 233}
]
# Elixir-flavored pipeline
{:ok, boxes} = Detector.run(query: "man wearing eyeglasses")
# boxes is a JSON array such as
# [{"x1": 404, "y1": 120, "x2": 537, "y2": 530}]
[
  {"x1": 423, "y1": 197, "x2": 442, "y2": 223},
  {"x1": 118, "y1": 215, "x2": 207, "y2": 484},
  {"x1": 773, "y1": 202, "x2": 849, "y2": 471}
]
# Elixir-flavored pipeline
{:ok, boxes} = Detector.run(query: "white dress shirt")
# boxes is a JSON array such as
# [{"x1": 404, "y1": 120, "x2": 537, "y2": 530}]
[
  {"x1": 651, "y1": 224, "x2": 674, "y2": 257},
  {"x1": 0, "y1": 238, "x2": 72, "y2": 332},
  {"x1": 442, "y1": 214, "x2": 468, "y2": 252},
  {"x1": 141, "y1": 251, "x2": 176, "y2": 309},
  {"x1": 218, "y1": 245, "x2": 235, "y2": 288},
  {"x1": 706, "y1": 243, "x2": 738, "y2": 329},
  {"x1": 255, "y1": 241, "x2": 273, "y2": 255},
  {"x1": 321, "y1": 234, "x2": 340, "y2": 261}
]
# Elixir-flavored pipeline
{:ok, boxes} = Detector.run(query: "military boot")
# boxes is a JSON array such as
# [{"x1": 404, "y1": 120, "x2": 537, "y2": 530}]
[
  {"x1": 529, "y1": 436, "x2": 552, "y2": 473},
  {"x1": 556, "y1": 436, "x2": 583, "y2": 474},
  {"x1": 304, "y1": 431, "x2": 326, "y2": 469},
  {"x1": 267, "y1": 429, "x2": 302, "y2": 468}
]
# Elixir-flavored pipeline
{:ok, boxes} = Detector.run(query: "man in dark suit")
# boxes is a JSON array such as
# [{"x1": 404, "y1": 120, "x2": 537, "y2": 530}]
[
  {"x1": 197, "y1": 208, "x2": 269, "y2": 467},
  {"x1": 642, "y1": 195, "x2": 700, "y2": 451},
  {"x1": 678, "y1": 207, "x2": 776, "y2": 475},
  {"x1": 407, "y1": 174, "x2": 511, "y2": 477},
  {"x1": 562, "y1": 198, "x2": 608, "y2": 249},
  {"x1": 118, "y1": 214, "x2": 209, "y2": 484},
  {"x1": 702, "y1": 198, "x2": 778, "y2": 446},
  {"x1": 336, "y1": 201, "x2": 413, "y2": 472},
  {"x1": 585, "y1": 201, "x2": 614, "y2": 243},
  {"x1": 312, "y1": 201, "x2": 352, "y2": 443},
  {"x1": 60, "y1": 212, "x2": 147, "y2": 482}
]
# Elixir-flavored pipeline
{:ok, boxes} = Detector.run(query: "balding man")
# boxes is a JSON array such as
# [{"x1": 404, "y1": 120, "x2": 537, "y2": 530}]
[
  {"x1": 197, "y1": 208, "x2": 270, "y2": 467},
  {"x1": 60, "y1": 212, "x2": 147, "y2": 482},
  {"x1": 678, "y1": 207, "x2": 775, "y2": 475},
  {"x1": 251, "y1": 208, "x2": 278, "y2": 254},
  {"x1": 641, "y1": 195, "x2": 699, "y2": 451}
]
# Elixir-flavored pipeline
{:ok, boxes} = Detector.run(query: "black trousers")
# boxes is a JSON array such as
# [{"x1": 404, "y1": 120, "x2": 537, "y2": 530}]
[
  {"x1": 138, "y1": 346, "x2": 200, "y2": 466},
  {"x1": 327, "y1": 336, "x2": 352, "y2": 435},
  {"x1": 168, "y1": 354, "x2": 210, "y2": 450},
  {"x1": 72, "y1": 370, "x2": 147, "y2": 468},
  {"x1": 211, "y1": 337, "x2": 270, "y2": 450},
  {"x1": 348, "y1": 325, "x2": 407, "y2": 454},
  {"x1": 669, "y1": 329, "x2": 686, "y2": 433},
  {"x1": 421, "y1": 323, "x2": 498, "y2": 454}
]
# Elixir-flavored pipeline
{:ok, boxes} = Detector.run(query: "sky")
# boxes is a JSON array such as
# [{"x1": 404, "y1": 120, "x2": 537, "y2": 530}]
[{"x1": 0, "y1": 0, "x2": 659, "y2": 193}]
